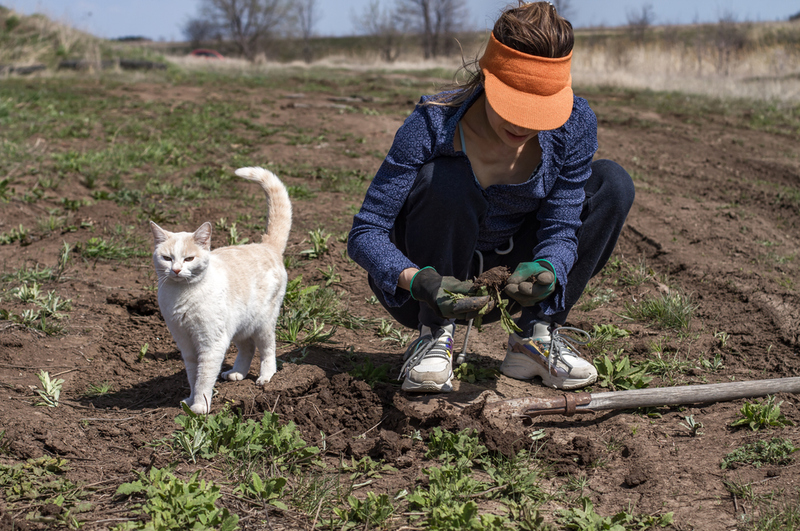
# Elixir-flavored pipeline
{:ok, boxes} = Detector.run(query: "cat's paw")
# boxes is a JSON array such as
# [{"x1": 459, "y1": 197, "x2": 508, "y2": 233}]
[
  {"x1": 255, "y1": 374, "x2": 273, "y2": 386},
  {"x1": 181, "y1": 398, "x2": 211, "y2": 415},
  {"x1": 221, "y1": 369, "x2": 245, "y2": 381}
]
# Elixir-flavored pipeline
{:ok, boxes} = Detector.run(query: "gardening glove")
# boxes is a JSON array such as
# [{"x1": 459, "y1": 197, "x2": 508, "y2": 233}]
[
  {"x1": 410, "y1": 267, "x2": 495, "y2": 320},
  {"x1": 504, "y1": 259, "x2": 556, "y2": 306}
]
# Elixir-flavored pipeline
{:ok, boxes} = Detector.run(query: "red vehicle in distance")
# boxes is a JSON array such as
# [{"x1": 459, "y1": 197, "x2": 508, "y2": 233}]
[{"x1": 189, "y1": 49, "x2": 224, "y2": 59}]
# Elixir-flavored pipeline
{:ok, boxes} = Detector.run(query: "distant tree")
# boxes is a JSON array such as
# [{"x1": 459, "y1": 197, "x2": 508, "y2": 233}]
[
  {"x1": 396, "y1": 0, "x2": 469, "y2": 59},
  {"x1": 199, "y1": 0, "x2": 294, "y2": 60},
  {"x1": 352, "y1": 0, "x2": 406, "y2": 62},
  {"x1": 625, "y1": 2, "x2": 655, "y2": 43},
  {"x1": 714, "y1": 10, "x2": 747, "y2": 76},
  {"x1": 182, "y1": 17, "x2": 217, "y2": 49},
  {"x1": 297, "y1": 0, "x2": 320, "y2": 63},
  {"x1": 791, "y1": 10, "x2": 800, "y2": 21}
]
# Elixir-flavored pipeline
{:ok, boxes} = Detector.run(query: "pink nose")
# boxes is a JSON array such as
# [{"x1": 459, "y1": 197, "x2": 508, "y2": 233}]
[{"x1": 172, "y1": 267, "x2": 181, "y2": 274}]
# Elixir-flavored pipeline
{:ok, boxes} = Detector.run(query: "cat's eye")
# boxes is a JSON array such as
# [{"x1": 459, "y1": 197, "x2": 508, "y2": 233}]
[
  {"x1": 161, "y1": 255, "x2": 172, "y2": 261},
  {"x1": 185, "y1": 257, "x2": 195, "y2": 262}
]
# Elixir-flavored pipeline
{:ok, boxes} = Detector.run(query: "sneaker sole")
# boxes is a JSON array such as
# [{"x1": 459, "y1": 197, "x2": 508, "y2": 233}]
[{"x1": 401, "y1": 377, "x2": 453, "y2": 393}]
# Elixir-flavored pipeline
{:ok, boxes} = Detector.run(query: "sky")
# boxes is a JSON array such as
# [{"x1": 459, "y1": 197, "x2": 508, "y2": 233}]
[{"x1": 5, "y1": 0, "x2": 799, "y2": 42}]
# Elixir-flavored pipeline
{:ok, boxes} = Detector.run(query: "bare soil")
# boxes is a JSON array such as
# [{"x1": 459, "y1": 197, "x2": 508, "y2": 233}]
[{"x1": 1, "y1": 76, "x2": 799, "y2": 530}]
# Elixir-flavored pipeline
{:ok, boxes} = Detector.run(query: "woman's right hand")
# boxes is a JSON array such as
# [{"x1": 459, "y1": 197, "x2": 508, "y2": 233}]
[{"x1": 504, "y1": 260, "x2": 556, "y2": 306}]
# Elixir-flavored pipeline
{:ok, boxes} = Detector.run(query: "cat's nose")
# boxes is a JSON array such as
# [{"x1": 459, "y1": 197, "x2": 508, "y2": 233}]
[{"x1": 172, "y1": 267, "x2": 181, "y2": 274}]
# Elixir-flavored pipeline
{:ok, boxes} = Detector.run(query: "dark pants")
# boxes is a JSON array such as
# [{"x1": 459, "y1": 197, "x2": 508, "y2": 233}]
[{"x1": 368, "y1": 157, "x2": 635, "y2": 333}]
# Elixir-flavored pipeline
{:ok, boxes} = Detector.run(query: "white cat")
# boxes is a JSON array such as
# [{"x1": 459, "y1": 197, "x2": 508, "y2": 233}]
[{"x1": 150, "y1": 167, "x2": 292, "y2": 414}]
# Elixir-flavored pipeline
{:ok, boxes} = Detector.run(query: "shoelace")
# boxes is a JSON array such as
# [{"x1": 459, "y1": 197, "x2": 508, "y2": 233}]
[
  {"x1": 546, "y1": 326, "x2": 591, "y2": 373},
  {"x1": 398, "y1": 329, "x2": 452, "y2": 380}
]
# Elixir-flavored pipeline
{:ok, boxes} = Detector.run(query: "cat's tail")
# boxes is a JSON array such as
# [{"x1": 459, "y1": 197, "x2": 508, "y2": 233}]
[{"x1": 234, "y1": 167, "x2": 293, "y2": 255}]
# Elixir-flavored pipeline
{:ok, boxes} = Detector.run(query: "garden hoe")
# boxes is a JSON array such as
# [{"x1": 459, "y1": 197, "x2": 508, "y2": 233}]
[{"x1": 484, "y1": 377, "x2": 800, "y2": 418}]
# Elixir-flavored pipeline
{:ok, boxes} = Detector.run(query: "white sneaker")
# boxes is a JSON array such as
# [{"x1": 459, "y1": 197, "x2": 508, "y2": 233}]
[
  {"x1": 501, "y1": 321, "x2": 597, "y2": 390},
  {"x1": 400, "y1": 324, "x2": 455, "y2": 393}
]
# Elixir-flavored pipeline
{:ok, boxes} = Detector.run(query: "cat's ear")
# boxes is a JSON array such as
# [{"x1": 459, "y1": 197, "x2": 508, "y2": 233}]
[
  {"x1": 193, "y1": 222, "x2": 212, "y2": 250},
  {"x1": 150, "y1": 221, "x2": 169, "y2": 246}
]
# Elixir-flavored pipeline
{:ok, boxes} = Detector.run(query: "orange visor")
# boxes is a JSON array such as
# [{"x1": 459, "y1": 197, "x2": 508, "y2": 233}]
[{"x1": 479, "y1": 33, "x2": 573, "y2": 131}]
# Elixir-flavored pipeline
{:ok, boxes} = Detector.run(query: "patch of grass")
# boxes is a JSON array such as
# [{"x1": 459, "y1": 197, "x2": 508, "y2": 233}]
[
  {"x1": 326, "y1": 492, "x2": 397, "y2": 530},
  {"x1": 558, "y1": 497, "x2": 673, "y2": 530},
  {"x1": 721, "y1": 438, "x2": 797, "y2": 470},
  {"x1": 731, "y1": 395, "x2": 795, "y2": 431},
  {"x1": 349, "y1": 357, "x2": 393, "y2": 387},
  {"x1": 113, "y1": 467, "x2": 238, "y2": 531},
  {"x1": 743, "y1": 493, "x2": 800, "y2": 530},
  {"x1": 1, "y1": 280, "x2": 72, "y2": 335},
  {"x1": 587, "y1": 323, "x2": 630, "y2": 352},
  {"x1": 300, "y1": 228, "x2": 331, "y2": 260},
  {"x1": 84, "y1": 381, "x2": 114, "y2": 397},
  {"x1": 75, "y1": 236, "x2": 147, "y2": 261},
  {"x1": 0, "y1": 456, "x2": 91, "y2": 527},
  {"x1": 426, "y1": 427, "x2": 488, "y2": 468},
  {"x1": 576, "y1": 287, "x2": 617, "y2": 311},
  {"x1": 376, "y1": 319, "x2": 412, "y2": 346},
  {"x1": 623, "y1": 290, "x2": 696, "y2": 330},
  {"x1": 278, "y1": 275, "x2": 369, "y2": 347},
  {"x1": 171, "y1": 405, "x2": 319, "y2": 473},
  {"x1": 0, "y1": 224, "x2": 30, "y2": 245},
  {"x1": 453, "y1": 362, "x2": 500, "y2": 384}
]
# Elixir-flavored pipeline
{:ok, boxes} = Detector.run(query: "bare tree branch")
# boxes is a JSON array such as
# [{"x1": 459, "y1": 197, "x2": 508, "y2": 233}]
[
  {"x1": 297, "y1": 0, "x2": 320, "y2": 63},
  {"x1": 396, "y1": 0, "x2": 469, "y2": 59},
  {"x1": 199, "y1": 0, "x2": 294, "y2": 60},
  {"x1": 351, "y1": 0, "x2": 406, "y2": 62}
]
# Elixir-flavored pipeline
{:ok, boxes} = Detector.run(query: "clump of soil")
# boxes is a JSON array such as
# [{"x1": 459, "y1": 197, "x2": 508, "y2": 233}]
[{"x1": 473, "y1": 265, "x2": 511, "y2": 291}]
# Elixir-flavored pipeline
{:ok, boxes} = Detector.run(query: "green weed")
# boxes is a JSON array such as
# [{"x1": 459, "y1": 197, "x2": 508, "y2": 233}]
[
  {"x1": 0, "y1": 224, "x2": 29, "y2": 245},
  {"x1": 698, "y1": 351, "x2": 725, "y2": 372},
  {"x1": 300, "y1": 228, "x2": 330, "y2": 259},
  {"x1": 453, "y1": 362, "x2": 500, "y2": 384},
  {"x1": 0, "y1": 456, "x2": 91, "y2": 527},
  {"x1": 721, "y1": 438, "x2": 796, "y2": 470},
  {"x1": 341, "y1": 456, "x2": 398, "y2": 481},
  {"x1": 349, "y1": 357, "x2": 393, "y2": 387},
  {"x1": 376, "y1": 319, "x2": 412, "y2": 346},
  {"x1": 426, "y1": 428, "x2": 488, "y2": 468},
  {"x1": 34, "y1": 370, "x2": 64, "y2": 407},
  {"x1": 731, "y1": 395, "x2": 794, "y2": 431},
  {"x1": 679, "y1": 415, "x2": 704, "y2": 437},
  {"x1": 227, "y1": 223, "x2": 249, "y2": 245},
  {"x1": 114, "y1": 468, "x2": 238, "y2": 531},
  {"x1": 317, "y1": 264, "x2": 341, "y2": 286},
  {"x1": 278, "y1": 275, "x2": 368, "y2": 346},
  {"x1": 233, "y1": 472, "x2": 288, "y2": 510},
  {"x1": 593, "y1": 352, "x2": 653, "y2": 391},
  {"x1": 328, "y1": 492, "x2": 397, "y2": 530},
  {"x1": 558, "y1": 497, "x2": 673, "y2": 530},
  {"x1": 171, "y1": 405, "x2": 319, "y2": 472}
]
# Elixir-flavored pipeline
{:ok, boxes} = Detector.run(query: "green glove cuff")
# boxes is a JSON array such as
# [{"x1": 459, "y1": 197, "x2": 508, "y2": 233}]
[
  {"x1": 409, "y1": 266, "x2": 436, "y2": 300},
  {"x1": 533, "y1": 259, "x2": 557, "y2": 287}
]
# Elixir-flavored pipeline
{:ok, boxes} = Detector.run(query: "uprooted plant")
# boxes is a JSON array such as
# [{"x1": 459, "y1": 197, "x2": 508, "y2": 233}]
[{"x1": 445, "y1": 266, "x2": 555, "y2": 335}]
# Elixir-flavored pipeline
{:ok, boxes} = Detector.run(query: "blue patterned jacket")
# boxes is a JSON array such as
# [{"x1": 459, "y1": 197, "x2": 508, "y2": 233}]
[{"x1": 347, "y1": 87, "x2": 598, "y2": 316}]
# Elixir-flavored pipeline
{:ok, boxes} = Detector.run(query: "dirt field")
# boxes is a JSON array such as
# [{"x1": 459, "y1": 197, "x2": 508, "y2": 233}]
[{"x1": 1, "y1": 70, "x2": 799, "y2": 530}]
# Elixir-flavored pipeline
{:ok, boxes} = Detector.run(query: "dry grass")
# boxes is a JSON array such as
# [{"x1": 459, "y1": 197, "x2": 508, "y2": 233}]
[
  {"x1": 0, "y1": 6, "x2": 101, "y2": 66},
  {"x1": 572, "y1": 22, "x2": 800, "y2": 102}
]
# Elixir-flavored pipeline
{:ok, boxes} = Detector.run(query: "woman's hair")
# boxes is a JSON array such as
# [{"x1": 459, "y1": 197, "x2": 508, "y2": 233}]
[{"x1": 428, "y1": 1, "x2": 574, "y2": 107}]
